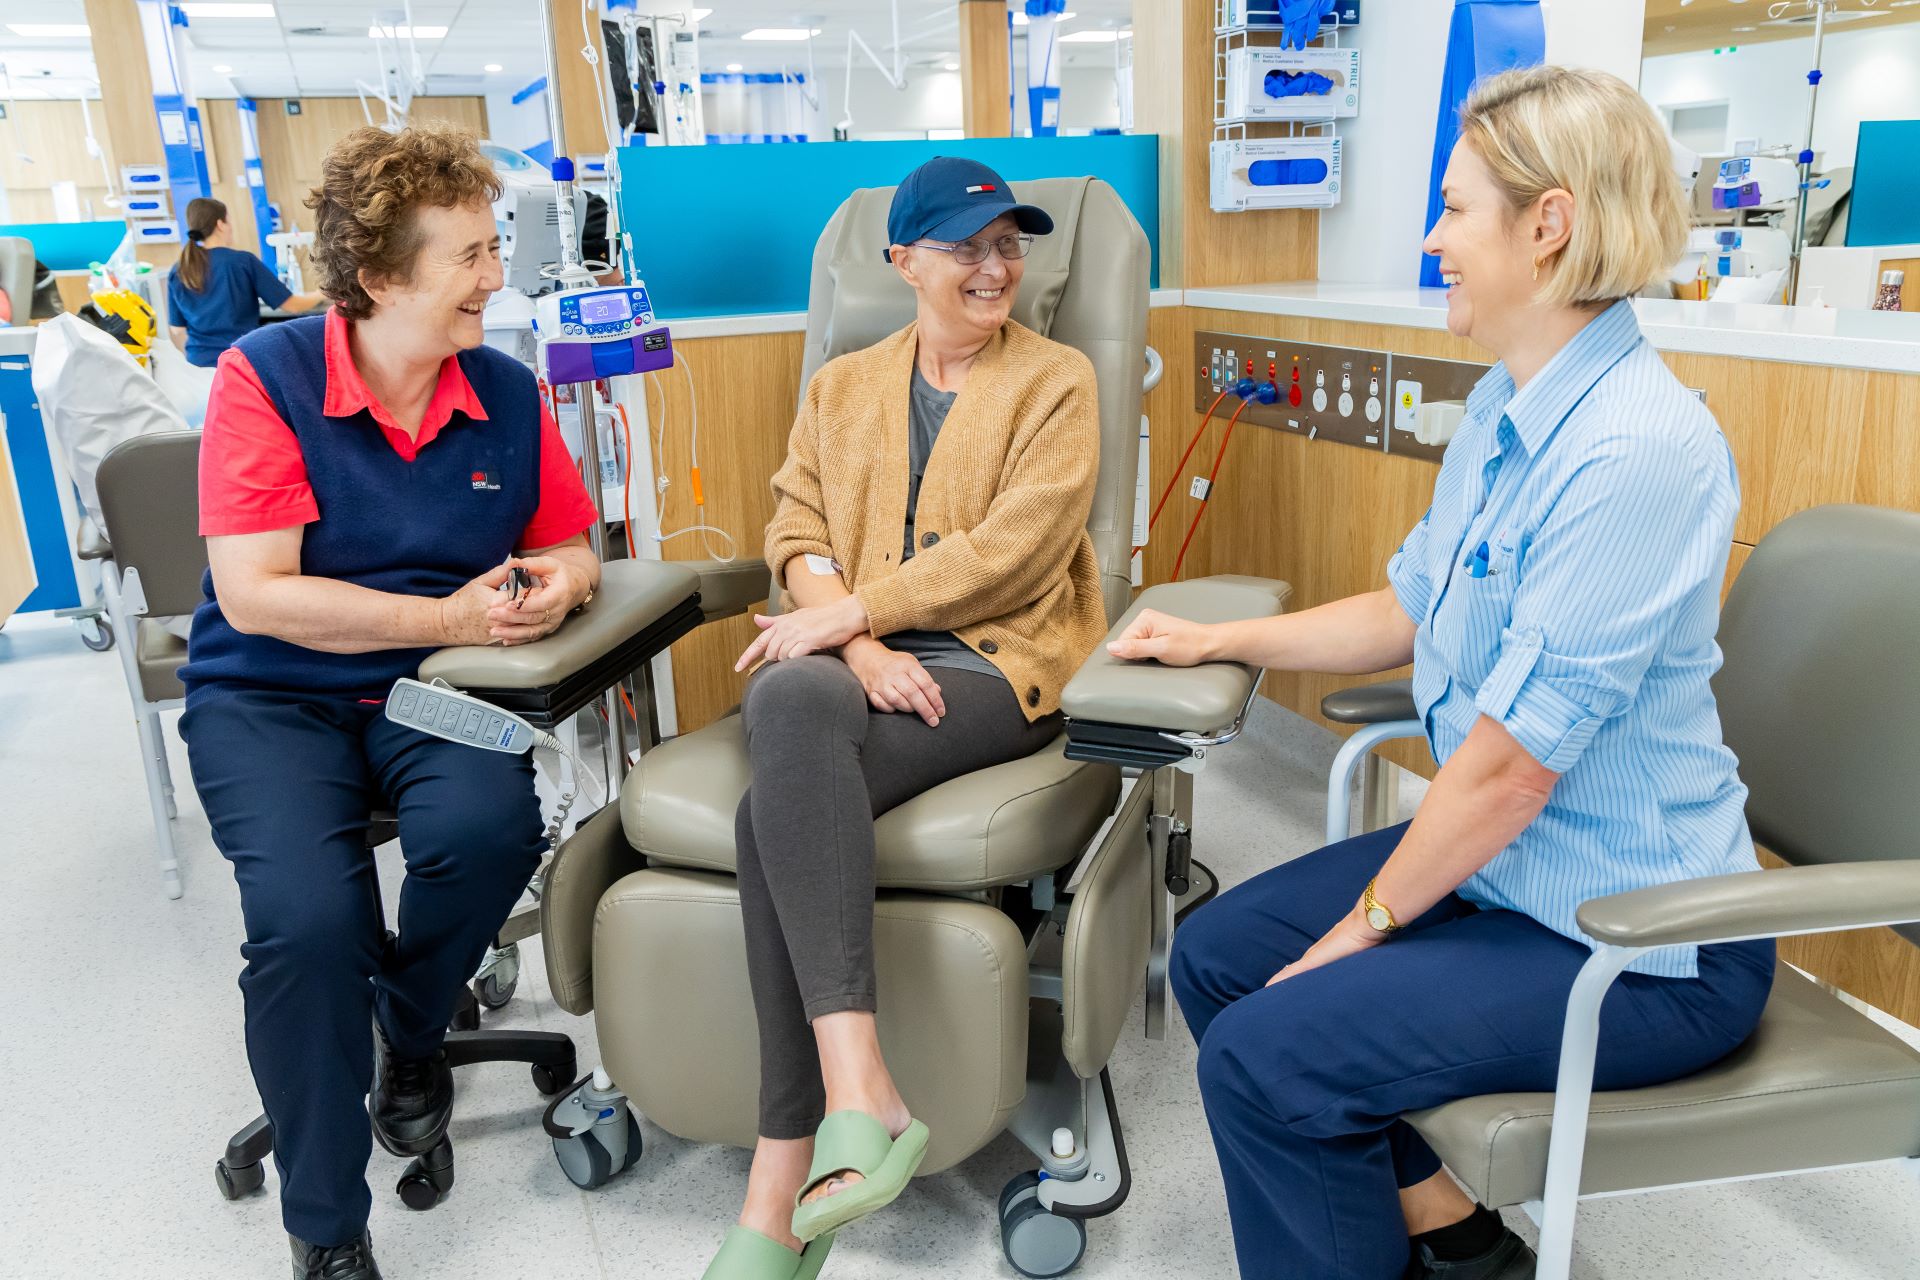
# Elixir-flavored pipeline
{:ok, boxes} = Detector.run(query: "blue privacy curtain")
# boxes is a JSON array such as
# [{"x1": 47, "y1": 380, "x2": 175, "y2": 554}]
[{"x1": 1418, "y1": 0, "x2": 1545, "y2": 287}]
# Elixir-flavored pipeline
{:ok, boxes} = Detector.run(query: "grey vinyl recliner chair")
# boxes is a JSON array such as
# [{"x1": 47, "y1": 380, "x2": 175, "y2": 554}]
[
  {"x1": 1323, "y1": 505, "x2": 1920, "y2": 1279},
  {"x1": 534, "y1": 177, "x2": 1292, "y2": 1277}
]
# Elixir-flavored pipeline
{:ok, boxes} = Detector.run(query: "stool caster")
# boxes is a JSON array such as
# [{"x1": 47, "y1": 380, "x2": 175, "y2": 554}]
[
  {"x1": 532, "y1": 1055, "x2": 578, "y2": 1097},
  {"x1": 473, "y1": 942, "x2": 520, "y2": 1010},
  {"x1": 1000, "y1": 1171, "x2": 1088, "y2": 1278},
  {"x1": 448, "y1": 987, "x2": 481, "y2": 1033},
  {"x1": 214, "y1": 1157, "x2": 266, "y2": 1201},
  {"x1": 77, "y1": 615, "x2": 114, "y2": 652},
  {"x1": 396, "y1": 1139, "x2": 454, "y2": 1211}
]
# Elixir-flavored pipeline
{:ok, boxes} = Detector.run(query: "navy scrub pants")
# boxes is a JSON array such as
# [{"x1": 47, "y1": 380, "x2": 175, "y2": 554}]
[
  {"x1": 1169, "y1": 822, "x2": 1776, "y2": 1280},
  {"x1": 183, "y1": 689, "x2": 545, "y2": 1247}
]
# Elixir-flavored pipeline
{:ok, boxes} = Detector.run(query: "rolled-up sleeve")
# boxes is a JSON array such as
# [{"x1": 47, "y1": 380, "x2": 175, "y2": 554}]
[
  {"x1": 1474, "y1": 434, "x2": 1733, "y2": 773},
  {"x1": 1386, "y1": 508, "x2": 1434, "y2": 622}
]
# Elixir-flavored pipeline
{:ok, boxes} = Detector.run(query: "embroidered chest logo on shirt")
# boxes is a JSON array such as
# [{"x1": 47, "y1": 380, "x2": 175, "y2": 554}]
[{"x1": 470, "y1": 470, "x2": 500, "y2": 492}]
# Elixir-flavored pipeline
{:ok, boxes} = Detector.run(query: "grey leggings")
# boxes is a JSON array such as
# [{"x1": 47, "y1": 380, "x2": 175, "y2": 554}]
[{"x1": 736, "y1": 654, "x2": 1062, "y2": 1139}]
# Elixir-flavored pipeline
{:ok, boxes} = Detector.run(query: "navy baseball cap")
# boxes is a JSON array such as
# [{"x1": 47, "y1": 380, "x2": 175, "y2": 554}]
[{"x1": 884, "y1": 156, "x2": 1054, "y2": 262}]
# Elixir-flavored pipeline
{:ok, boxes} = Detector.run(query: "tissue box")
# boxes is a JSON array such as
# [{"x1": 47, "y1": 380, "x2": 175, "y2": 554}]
[
  {"x1": 1211, "y1": 137, "x2": 1342, "y2": 211},
  {"x1": 1222, "y1": 47, "x2": 1360, "y2": 123}
]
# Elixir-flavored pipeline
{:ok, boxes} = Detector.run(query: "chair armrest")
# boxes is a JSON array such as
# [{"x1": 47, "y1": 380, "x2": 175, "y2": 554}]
[
  {"x1": 1576, "y1": 861, "x2": 1920, "y2": 949},
  {"x1": 418, "y1": 559, "x2": 704, "y2": 727},
  {"x1": 1061, "y1": 576, "x2": 1290, "y2": 767},
  {"x1": 76, "y1": 515, "x2": 111, "y2": 561},
  {"x1": 1321, "y1": 678, "x2": 1417, "y2": 725},
  {"x1": 540, "y1": 800, "x2": 646, "y2": 1015},
  {"x1": 685, "y1": 556, "x2": 770, "y2": 622}
]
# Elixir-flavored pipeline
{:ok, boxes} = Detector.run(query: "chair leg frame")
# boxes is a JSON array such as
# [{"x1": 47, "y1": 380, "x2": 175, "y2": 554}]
[
  {"x1": 102, "y1": 562, "x2": 183, "y2": 900},
  {"x1": 1324, "y1": 720, "x2": 1424, "y2": 847},
  {"x1": 1534, "y1": 941, "x2": 1649, "y2": 1280}
]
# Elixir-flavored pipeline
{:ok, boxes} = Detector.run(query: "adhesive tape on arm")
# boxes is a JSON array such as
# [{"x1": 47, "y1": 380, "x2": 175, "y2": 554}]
[{"x1": 804, "y1": 553, "x2": 841, "y2": 576}]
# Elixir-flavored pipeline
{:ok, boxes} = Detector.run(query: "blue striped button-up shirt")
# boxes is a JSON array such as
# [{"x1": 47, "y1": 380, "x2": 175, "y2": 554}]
[{"x1": 1386, "y1": 300, "x2": 1757, "y2": 978}]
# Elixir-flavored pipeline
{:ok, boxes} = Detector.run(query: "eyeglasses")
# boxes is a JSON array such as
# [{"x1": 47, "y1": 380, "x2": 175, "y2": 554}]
[{"x1": 911, "y1": 233, "x2": 1035, "y2": 265}]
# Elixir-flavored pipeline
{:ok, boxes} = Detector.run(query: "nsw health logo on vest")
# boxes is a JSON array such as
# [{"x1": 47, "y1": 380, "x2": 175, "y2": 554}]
[{"x1": 471, "y1": 469, "x2": 501, "y2": 491}]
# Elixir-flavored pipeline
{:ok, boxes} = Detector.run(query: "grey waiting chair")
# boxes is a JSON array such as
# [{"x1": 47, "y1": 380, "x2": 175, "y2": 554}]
[
  {"x1": 1323, "y1": 504, "x2": 1920, "y2": 1279},
  {"x1": 532, "y1": 176, "x2": 1293, "y2": 1278},
  {"x1": 91, "y1": 431, "x2": 204, "y2": 898}
]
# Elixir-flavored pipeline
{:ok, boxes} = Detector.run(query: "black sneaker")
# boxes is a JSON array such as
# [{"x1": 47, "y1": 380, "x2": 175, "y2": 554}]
[
  {"x1": 369, "y1": 1022, "x2": 453, "y2": 1157},
  {"x1": 290, "y1": 1231, "x2": 384, "y2": 1280},
  {"x1": 1417, "y1": 1227, "x2": 1536, "y2": 1279}
]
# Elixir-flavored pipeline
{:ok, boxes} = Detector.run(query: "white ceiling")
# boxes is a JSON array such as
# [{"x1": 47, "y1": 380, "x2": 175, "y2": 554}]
[{"x1": 0, "y1": 0, "x2": 1135, "y2": 102}]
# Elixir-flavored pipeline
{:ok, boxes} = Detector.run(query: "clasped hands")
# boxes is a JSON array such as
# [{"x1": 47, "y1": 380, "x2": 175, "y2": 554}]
[
  {"x1": 441, "y1": 556, "x2": 593, "y2": 647},
  {"x1": 734, "y1": 594, "x2": 947, "y2": 727}
]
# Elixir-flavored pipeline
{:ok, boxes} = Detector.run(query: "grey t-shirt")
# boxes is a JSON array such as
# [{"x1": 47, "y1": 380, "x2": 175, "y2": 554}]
[{"x1": 888, "y1": 367, "x2": 1005, "y2": 682}]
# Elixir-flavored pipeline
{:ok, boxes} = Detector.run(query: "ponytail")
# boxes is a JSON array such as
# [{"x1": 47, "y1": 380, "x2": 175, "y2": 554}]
[{"x1": 177, "y1": 197, "x2": 228, "y2": 293}]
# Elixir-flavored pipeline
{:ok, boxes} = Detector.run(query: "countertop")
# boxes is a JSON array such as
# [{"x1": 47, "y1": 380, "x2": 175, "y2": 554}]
[{"x1": 1182, "y1": 282, "x2": 1920, "y2": 376}]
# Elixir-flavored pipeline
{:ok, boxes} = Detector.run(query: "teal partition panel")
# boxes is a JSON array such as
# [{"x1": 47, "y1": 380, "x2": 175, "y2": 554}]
[
  {"x1": 0, "y1": 221, "x2": 128, "y2": 272},
  {"x1": 1847, "y1": 121, "x2": 1920, "y2": 248},
  {"x1": 617, "y1": 135, "x2": 1159, "y2": 319}
]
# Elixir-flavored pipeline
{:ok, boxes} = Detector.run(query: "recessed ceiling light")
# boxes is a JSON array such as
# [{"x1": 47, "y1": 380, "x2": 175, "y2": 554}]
[
  {"x1": 369, "y1": 25, "x2": 447, "y2": 40},
  {"x1": 725, "y1": 62, "x2": 743, "y2": 72},
  {"x1": 741, "y1": 28, "x2": 819, "y2": 41},
  {"x1": 6, "y1": 24, "x2": 91, "y2": 37},
  {"x1": 212, "y1": 64, "x2": 234, "y2": 73},
  {"x1": 178, "y1": 3, "x2": 277, "y2": 16},
  {"x1": 944, "y1": 61, "x2": 960, "y2": 71},
  {"x1": 484, "y1": 63, "x2": 503, "y2": 73}
]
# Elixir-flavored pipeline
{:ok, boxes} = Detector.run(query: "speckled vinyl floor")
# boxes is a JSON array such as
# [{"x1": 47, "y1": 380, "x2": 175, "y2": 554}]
[{"x1": 4, "y1": 612, "x2": 1917, "y2": 1279}]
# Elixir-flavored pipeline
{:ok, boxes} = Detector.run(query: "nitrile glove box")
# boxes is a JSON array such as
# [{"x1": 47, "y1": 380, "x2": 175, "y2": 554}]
[
  {"x1": 1210, "y1": 138, "x2": 1342, "y2": 211},
  {"x1": 1222, "y1": 47, "x2": 1360, "y2": 123}
]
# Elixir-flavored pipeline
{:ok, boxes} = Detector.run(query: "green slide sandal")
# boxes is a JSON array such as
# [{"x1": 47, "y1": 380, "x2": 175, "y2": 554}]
[
  {"x1": 700, "y1": 1225, "x2": 835, "y2": 1280},
  {"x1": 790, "y1": 1111, "x2": 931, "y2": 1244}
]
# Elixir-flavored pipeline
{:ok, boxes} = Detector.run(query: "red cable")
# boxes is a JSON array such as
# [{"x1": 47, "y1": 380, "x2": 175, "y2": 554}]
[
  {"x1": 615, "y1": 402, "x2": 637, "y2": 559},
  {"x1": 1139, "y1": 388, "x2": 1233, "y2": 553},
  {"x1": 1171, "y1": 399, "x2": 1251, "y2": 582}
]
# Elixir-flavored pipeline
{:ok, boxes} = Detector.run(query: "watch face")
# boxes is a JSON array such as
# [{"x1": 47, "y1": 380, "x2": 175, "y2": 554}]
[{"x1": 1367, "y1": 905, "x2": 1393, "y2": 933}]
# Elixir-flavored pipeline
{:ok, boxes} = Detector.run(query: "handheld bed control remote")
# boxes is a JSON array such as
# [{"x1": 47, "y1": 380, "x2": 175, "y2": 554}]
[{"x1": 385, "y1": 678, "x2": 560, "y2": 755}]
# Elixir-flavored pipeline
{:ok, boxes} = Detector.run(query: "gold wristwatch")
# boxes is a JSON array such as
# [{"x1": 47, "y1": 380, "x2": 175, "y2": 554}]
[{"x1": 1361, "y1": 878, "x2": 1403, "y2": 936}]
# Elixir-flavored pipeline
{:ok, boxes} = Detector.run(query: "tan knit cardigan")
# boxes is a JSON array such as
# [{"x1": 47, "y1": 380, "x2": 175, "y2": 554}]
[{"x1": 764, "y1": 319, "x2": 1105, "y2": 721}]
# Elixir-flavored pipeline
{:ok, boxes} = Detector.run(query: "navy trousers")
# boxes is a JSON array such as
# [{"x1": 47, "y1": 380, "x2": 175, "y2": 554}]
[
  {"x1": 182, "y1": 689, "x2": 545, "y2": 1247},
  {"x1": 1169, "y1": 823, "x2": 1776, "y2": 1280}
]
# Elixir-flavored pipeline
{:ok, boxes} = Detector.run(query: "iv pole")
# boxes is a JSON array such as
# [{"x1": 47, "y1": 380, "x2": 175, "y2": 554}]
[{"x1": 1781, "y1": 0, "x2": 1832, "y2": 306}]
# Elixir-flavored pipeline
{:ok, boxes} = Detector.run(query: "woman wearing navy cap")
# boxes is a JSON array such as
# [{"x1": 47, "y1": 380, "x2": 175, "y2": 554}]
[
  {"x1": 168, "y1": 196, "x2": 327, "y2": 368},
  {"x1": 699, "y1": 156, "x2": 1106, "y2": 1279},
  {"x1": 179, "y1": 125, "x2": 600, "y2": 1279}
]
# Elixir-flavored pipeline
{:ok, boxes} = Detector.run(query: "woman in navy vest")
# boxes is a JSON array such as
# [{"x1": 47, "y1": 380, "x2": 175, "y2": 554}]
[{"x1": 179, "y1": 124, "x2": 600, "y2": 1279}]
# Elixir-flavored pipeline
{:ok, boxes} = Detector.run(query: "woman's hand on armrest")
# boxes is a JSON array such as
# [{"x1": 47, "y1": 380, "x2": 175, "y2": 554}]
[
  {"x1": 735, "y1": 593, "x2": 870, "y2": 671},
  {"x1": 1106, "y1": 609, "x2": 1222, "y2": 667}
]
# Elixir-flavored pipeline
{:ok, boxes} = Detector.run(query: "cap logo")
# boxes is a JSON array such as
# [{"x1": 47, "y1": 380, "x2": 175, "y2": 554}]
[{"x1": 966, "y1": 184, "x2": 996, "y2": 194}]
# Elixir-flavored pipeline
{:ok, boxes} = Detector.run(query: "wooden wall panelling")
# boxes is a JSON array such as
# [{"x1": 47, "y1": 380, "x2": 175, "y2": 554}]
[
  {"x1": 646, "y1": 331, "x2": 806, "y2": 733},
  {"x1": 195, "y1": 100, "x2": 259, "y2": 264},
  {"x1": 959, "y1": 0, "x2": 1013, "y2": 138},
  {"x1": 549, "y1": 0, "x2": 611, "y2": 157},
  {"x1": 80, "y1": 0, "x2": 171, "y2": 268},
  {"x1": 1854, "y1": 368, "x2": 1920, "y2": 513},
  {"x1": 1129, "y1": 0, "x2": 1317, "y2": 288},
  {"x1": 1761, "y1": 850, "x2": 1920, "y2": 1027},
  {"x1": 0, "y1": 101, "x2": 118, "y2": 193}
]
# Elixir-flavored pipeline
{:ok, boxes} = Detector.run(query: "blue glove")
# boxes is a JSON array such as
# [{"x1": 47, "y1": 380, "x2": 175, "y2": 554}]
[
  {"x1": 1279, "y1": 0, "x2": 1338, "y2": 50},
  {"x1": 1248, "y1": 157, "x2": 1331, "y2": 187},
  {"x1": 1263, "y1": 69, "x2": 1335, "y2": 99}
]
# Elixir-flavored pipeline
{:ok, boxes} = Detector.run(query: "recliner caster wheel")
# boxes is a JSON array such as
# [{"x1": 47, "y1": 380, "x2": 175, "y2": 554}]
[
  {"x1": 531, "y1": 1059, "x2": 577, "y2": 1096},
  {"x1": 551, "y1": 1111, "x2": 642, "y2": 1190},
  {"x1": 1000, "y1": 1172, "x2": 1088, "y2": 1278},
  {"x1": 78, "y1": 616, "x2": 114, "y2": 652},
  {"x1": 473, "y1": 942, "x2": 520, "y2": 1009},
  {"x1": 214, "y1": 1157, "x2": 265, "y2": 1201},
  {"x1": 396, "y1": 1142, "x2": 455, "y2": 1211}
]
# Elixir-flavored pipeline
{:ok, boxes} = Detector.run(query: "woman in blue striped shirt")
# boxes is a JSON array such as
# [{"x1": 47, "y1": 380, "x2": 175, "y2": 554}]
[{"x1": 1110, "y1": 67, "x2": 1774, "y2": 1280}]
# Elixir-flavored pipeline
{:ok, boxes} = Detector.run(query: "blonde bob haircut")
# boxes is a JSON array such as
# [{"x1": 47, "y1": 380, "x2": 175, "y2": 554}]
[{"x1": 1458, "y1": 65, "x2": 1688, "y2": 310}]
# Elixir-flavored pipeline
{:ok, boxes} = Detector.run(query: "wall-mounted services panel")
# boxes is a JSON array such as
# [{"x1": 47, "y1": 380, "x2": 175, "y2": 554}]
[
  {"x1": 1380, "y1": 353, "x2": 1487, "y2": 464},
  {"x1": 1194, "y1": 330, "x2": 1391, "y2": 451}
]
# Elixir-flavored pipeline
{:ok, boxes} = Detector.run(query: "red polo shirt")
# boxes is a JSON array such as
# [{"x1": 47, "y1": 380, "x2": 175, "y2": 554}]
[{"x1": 199, "y1": 307, "x2": 598, "y2": 548}]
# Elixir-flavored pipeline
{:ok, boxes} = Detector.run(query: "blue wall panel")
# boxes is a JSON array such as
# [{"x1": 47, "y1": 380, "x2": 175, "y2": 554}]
[
  {"x1": 616, "y1": 135, "x2": 1159, "y2": 319},
  {"x1": 1846, "y1": 121, "x2": 1920, "y2": 248}
]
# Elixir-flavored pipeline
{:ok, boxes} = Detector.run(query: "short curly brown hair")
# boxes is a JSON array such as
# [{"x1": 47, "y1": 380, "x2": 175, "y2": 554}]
[{"x1": 305, "y1": 123, "x2": 503, "y2": 321}]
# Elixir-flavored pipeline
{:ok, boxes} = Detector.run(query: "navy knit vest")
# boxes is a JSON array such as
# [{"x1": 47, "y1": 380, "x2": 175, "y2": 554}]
[{"x1": 181, "y1": 315, "x2": 542, "y2": 701}]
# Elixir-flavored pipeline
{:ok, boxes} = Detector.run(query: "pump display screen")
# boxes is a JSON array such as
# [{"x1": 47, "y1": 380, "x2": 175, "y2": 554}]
[{"x1": 579, "y1": 293, "x2": 633, "y2": 326}]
